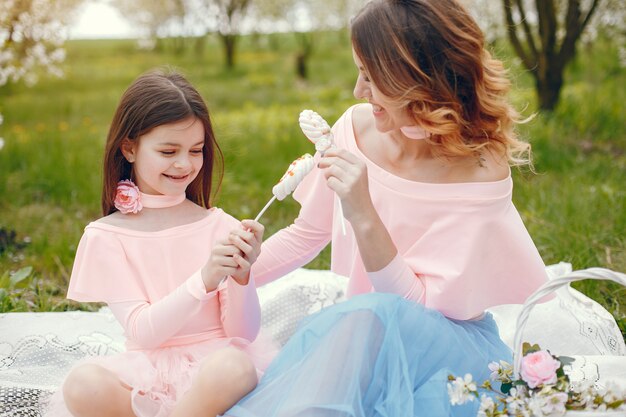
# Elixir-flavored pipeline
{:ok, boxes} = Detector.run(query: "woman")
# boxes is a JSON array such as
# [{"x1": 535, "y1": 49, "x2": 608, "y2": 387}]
[{"x1": 228, "y1": 0, "x2": 549, "y2": 415}]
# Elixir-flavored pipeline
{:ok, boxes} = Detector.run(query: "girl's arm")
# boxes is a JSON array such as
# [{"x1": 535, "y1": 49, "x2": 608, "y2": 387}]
[
  {"x1": 218, "y1": 277, "x2": 261, "y2": 340},
  {"x1": 108, "y1": 271, "x2": 219, "y2": 349},
  {"x1": 108, "y1": 220, "x2": 265, "y2": 348},
  {"x1": 218, "y1": 219, "x2": 263, "y2": 340}
]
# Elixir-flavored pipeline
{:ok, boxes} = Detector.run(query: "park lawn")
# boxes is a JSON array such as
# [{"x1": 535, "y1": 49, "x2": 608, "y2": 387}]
[{"x1": 0, "y1": 32, "x2": 624, "y2": 337}]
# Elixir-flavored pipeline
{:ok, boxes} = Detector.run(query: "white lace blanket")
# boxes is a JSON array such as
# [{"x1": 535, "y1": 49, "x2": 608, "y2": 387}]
[{"x1": 1, "y1": 265, "x2": 625, "y2": 416}]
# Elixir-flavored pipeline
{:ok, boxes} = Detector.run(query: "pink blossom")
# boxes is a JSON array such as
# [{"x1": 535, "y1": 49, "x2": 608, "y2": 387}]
[
  {"x1": 114, "y1": 180, "x2": 142, "y2": 214},
  {"x1": 520, "y1": 350, "x2": 561, "y2": 388}
]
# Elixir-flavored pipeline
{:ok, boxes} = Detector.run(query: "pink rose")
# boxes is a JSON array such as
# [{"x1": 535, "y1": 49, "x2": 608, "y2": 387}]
[
  {"x1": 520, "y1": 350, "x2": 561, "y2": 388},
  {"x1": 114, "y1": 180, "x2": 142, "y2": 214}
]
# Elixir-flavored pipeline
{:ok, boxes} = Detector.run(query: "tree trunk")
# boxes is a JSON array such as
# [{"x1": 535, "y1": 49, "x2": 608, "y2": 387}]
[
  {"x1": 220, "y1": 34, "x2": 237, "y2": 69},
  {"x1": 296, "y1": 53, "x2": 307, "y2": 79},
  {"x1": 535, "y1": 70, "x2": 563, "y2": 111},
  {"x1": 295, "y1": 32, "x2": 313, "y2": 80},
  {"x1": 501, "y1": 0, "x2": 600, "y2": 112}
]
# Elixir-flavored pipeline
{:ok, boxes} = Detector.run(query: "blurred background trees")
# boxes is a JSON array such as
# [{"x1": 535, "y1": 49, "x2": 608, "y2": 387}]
[{"x1": 4, "y1": 0, "x2": 623, "y2": 111}]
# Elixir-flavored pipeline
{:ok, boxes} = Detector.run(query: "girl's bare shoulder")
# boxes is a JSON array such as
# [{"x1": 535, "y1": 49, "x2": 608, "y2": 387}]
[{"x1": 93, "y1": 201, "x2": 212, "y2": 232}]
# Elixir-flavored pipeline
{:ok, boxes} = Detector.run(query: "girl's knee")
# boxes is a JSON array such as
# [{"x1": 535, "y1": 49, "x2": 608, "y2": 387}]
[
  {"x1": 197, "y1": 347, "x2": 257, "y2": 393},
  {"x1": 62, "y1": 364, "x2": 119, "y2": 413}
]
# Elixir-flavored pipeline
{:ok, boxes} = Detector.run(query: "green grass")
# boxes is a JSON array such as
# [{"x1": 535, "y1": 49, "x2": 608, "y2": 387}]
[{"x1": 0, "y1": 32, "x2": 624, "y2": 338}]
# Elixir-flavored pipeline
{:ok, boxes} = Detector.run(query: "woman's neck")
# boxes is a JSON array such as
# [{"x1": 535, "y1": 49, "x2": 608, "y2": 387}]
[{"x1": 385, "y1": 130, "x2": 435, "y2": 161}]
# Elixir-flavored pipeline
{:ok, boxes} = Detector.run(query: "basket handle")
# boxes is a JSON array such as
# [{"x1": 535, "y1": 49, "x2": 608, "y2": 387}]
[{"x1": 512, "y1": 267, "x2": 626, "y2": 378}]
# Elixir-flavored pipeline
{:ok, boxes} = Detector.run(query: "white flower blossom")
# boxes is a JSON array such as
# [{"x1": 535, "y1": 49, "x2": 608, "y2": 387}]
[
  {"x1": 0, "y1": 0, "x2": 75, "y2": 88},
  {"x1": 0, "y1": 137, "x2": 4, "y2": 151},
  {"x1": 477, "y1": 395, "x2": 496, "y2": 417},
  {"x1": 447, "y1": 374, "x2": 477, "y2": 405},
  {"x1": 540, "y1": 391, "x2": 568, "y2": 415},
  {"x1": 488, "y1": 359, "x2": 513, "y2": 382}
]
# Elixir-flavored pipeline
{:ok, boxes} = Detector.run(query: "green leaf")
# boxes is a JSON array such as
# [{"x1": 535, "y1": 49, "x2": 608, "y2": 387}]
[
  {"x1": 607, "y1": 399, "x2": 624, "y2": 409},
  {"x1": 522, "y1": 342, "x2": 541, "y2": 355},
  {"x1": 500, "y1": 382, "x2": 512, "y2": 394},
  {"x1": 9, "y1": 266, "x2": 32, "y2": 286}
]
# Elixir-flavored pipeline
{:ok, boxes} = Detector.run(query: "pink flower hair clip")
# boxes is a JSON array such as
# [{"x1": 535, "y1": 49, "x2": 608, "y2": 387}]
[{"x1": 114, "y1": 180, "x2": 143, "y2": 214}]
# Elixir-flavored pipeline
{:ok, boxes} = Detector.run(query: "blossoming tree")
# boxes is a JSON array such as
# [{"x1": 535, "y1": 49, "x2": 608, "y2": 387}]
[{"x1": 0, "y1": 0, "x2": 82, "y2": 149}]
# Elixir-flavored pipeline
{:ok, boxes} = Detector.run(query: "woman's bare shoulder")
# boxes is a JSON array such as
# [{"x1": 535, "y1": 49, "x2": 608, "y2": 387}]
[{"x1": 460, "y1": 148, "x2": 510, "y2": 183}]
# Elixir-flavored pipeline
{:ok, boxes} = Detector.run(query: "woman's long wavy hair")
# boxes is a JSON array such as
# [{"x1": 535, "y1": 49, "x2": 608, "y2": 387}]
[
  {"x1": 102, "y1": 69, "x2": 223, "y2": 215},
  {"x1": 351, "y1": 0, "x2": 531, "y2": 165}
]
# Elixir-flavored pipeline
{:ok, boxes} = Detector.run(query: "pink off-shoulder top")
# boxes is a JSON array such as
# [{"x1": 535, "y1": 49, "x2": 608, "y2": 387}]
[
  {"x1": 252, "y1": 104, "x2": 549, "y2": 320},
  {"x1": 67, "y1": 208, "x2": 261, "y2": 350}
]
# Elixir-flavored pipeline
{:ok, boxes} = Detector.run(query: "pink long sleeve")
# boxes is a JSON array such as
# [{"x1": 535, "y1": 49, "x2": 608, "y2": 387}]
[
  {"x1": 108, "y1": 271, "x2": 214, "y2": 349},
  {"x1": 367, "y1": 253, "x2": 425, "y2": 303},
  {"x1": 67, "y1": 209, "x2": 264, "y2": 349},
  {"x1": 253, "y1": 105, "x2": 549, "y2": 320},
  {"x1": 109, "y1": 272, "x2": 261, "y2": 349},
  {"x1": 253, "y1": 216, "x2": 331, "y2": 286},
  {"x1": 252, "y1": 152, "x2": 334, "y2": 286},
  {"x1": 218, "y1": 277, "x2": 261, "y2": 339}
]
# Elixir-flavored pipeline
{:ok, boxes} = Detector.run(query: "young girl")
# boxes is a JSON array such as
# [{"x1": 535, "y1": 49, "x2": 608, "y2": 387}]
[
  {"x1": 44, "y1": 70, "x2": 272, "y2": 417},
  {"x1": 226, "y1": 0, "x2": 550, "y2": 416}
]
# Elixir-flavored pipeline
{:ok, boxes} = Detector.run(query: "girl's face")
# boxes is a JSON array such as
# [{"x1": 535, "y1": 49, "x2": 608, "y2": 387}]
[
  {"x1": 123, "y1": 117, "x2": 205, "y2": 196},
  {"x1": 352, "y1": 48, "x2": 414, "y2": 133}
]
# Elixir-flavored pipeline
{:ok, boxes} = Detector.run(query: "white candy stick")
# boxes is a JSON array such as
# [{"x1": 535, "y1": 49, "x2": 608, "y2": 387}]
[
  {"x1": 337, "y1": 199, "x2": 347, "y2": 235},
  {"x1": 254, "y1": 195, "x2": 276, "y2": 222},
  {"x1": 254, "y1": 154, "x2": 315, "y2": 221},
  {"x1": 299, "y1": 109, "x2": 347, "y2": 235}
]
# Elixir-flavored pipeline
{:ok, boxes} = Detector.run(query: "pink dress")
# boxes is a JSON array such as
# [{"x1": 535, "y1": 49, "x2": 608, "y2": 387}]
[
  {"x1": 253, "y1": 103, "x2": 549, "y2": 320},
  {"x1": 44, "y1": 207, "x2": 275, "y2": 417}
]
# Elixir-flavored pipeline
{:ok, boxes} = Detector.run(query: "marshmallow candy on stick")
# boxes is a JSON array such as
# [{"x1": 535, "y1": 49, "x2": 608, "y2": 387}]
[
  {"x1": 254, "y1": 154, "x2": 315, "y2": 222},
  {"x1": 298, "y1": 109, "x2": 347, "y2": 235},
  {"x1": 299, "y1": 109, "x2": 334, "y2": 154}
]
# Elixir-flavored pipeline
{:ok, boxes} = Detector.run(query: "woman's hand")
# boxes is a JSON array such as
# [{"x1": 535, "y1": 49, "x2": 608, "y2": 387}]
[
  {"x1": 201, "y1": 220, "x2": 264, "y2": 289},
  {"x1": 318, "y1": 148, "x2": 376, "y2": 224}
]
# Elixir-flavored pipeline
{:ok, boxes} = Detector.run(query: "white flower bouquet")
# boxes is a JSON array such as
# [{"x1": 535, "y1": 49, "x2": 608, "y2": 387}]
[{"x1": 448, "y1": 268, "x2": 626, "y2": 416}]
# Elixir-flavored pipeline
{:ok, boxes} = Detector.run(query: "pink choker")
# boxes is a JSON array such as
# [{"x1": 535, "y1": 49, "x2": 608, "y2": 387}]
[
  {"x1": 114, "y1": 180, "x2": 186, "y2": 214},
  {"x1": 400, "y1": 126, "x2": 430, "y2": 140},
  {"x1": 140, "y1": 192, "x2": 186, "y2": 209}
]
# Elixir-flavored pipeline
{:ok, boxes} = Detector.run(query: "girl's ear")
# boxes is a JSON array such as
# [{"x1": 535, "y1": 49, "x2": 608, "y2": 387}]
[{"x1": 121, "y1": 139, "x2": 136, "y2": 163}]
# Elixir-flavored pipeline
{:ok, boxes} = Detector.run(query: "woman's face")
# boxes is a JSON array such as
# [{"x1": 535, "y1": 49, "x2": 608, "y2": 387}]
[{"x1": 352, "y1": 48, "x2": 414, "y2": 133}]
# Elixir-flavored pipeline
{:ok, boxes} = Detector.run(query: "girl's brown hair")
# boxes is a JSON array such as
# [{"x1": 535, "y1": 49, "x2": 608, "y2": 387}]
[
  {"x1": 351, "y1": 0, "x2": 530, "y2": 165},
  {"x1": 102, "y1": 69, "x2": 222, "y2": 215}
]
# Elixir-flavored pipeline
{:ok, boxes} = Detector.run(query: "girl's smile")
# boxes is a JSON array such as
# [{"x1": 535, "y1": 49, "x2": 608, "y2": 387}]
[{"x1": 122, "y1": 117, "x2": 205, "y2": 196}]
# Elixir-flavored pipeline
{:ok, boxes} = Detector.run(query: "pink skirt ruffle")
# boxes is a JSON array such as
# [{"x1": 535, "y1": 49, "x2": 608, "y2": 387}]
[{"x1": 43, "y1": 334, "x2": 277, "y2": 417}]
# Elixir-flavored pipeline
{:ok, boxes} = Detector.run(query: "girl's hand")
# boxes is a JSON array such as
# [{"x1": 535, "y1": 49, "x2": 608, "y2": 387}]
[
  {"x1": 318, "y1": 148, "x2": 376, "y2": 224},
  {"x1": 201, "y1": 220, "x2": 264, "y2": 289},
  {"x1": 201, "y1": 239, "x2": 247, "y2": 290},
  {"x1": 225, "y1": 219, "x2": 265, "y2": 285}
]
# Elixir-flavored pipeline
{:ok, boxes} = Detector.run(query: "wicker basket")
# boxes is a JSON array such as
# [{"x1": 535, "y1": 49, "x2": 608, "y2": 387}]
[{"x1": 512, "y1": 267, "x2": 626, "y2": 416}]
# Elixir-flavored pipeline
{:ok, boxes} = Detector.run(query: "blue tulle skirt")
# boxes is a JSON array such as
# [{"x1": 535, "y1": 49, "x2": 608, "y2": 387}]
[{"x1": 224, "y1": 293, "x2": 511, "y2": 417}]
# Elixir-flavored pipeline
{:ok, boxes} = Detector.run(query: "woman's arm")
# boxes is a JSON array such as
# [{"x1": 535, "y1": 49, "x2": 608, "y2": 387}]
[{"x1": 318, "y1": 148, "x2": 397, "y2": 272}]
